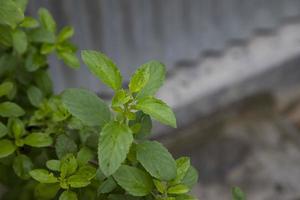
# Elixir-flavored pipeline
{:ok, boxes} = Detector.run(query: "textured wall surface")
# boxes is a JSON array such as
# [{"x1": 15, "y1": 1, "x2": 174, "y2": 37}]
[{"x1": 27, "y1": 0, "x2": 300, "y2": 94}]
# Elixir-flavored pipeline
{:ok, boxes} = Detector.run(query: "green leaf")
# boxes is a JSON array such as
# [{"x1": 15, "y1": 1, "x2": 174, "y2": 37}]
[
  {"x1": 10, "y1": 117, "x2": 25, "y2": 138},
  {"x1": 41, "y1": 43, "x2": 55, "y2": 55},
  {"x1": 34, "y1": 71, "x2": 53, "y2": 96},
  {"x1": 67, "y1": 175, "x2": 90, "y2": 188},
  {"x1": 19, "y1": 16, "x2": 39, "y2": 28},
  {"x1": 57, "y1": 26, "x2": 74, "y2": 43},
  {"x1": 0, "y1": 139, "x2": 16, "y2": 158},
  {"x1": 29, "y1": 169, "x2": 59, "y2": 183},
  {"x1": 136, "y1": 97, "x2": 176, "y2": 128},
  {"x1": 81, "y1": 50, "x2": 122, "y2": 90},
  {"x1": 13, "y1": 0, "x2": 28, "y2": 12},
  {"x1": 35, "y1": 183, "x2": 60, "y2": 200},
  {"x1": 173, "y1": 157, "x2": 190, "y2": 184},
  {"x1": 167, "y1": 184, "x2": 189, "y2": 195},
  {"x1": 98, "y1": 122, "x2": 133, "y2": 176},
  {"x1": 60, "y1": 154, "x2": 78, "y2": 178},
  {"x1": 0, "y1": 122, "x2": 8, "y2": 138},
  {"x1": 129, "y1": 66, "x2": 150, "y2": 93},
  {"x1": 77, "y1": 147, "x2": 94, "y2": 166},
  {"x1": 75, "y1": 165, "x2": 97, "y2": 180},
  {"x1": 62, "y1": 88, "x2": 111, "y2": 127},
  {"x1": 59, "y1": 190, "x2": 78, "y2": 200},
  {"x1": 181, "y1": 166, "x2": 198, "y2": 189},
  {"x1": 55, "y1": 134, "x2": 78, "y2": 159},
  {"x1": 12, "y1": 29, "x2": 27, "y2": 54},
  {"x1": 46, "y1": 160, "x2": 61, "y2": 171},
  {"x1": 136, "y1": 141, "x2": 176, "y2": 181},
  {"x1": 232, "y1": 187, "x2": 246, "y2": 200},
  {"x1": 113, "y1": 165, "x2": 153, "y2": 196},
  {"x1": 153, "y1": 179, "x2": 166, "y2": 194},
  {"x1": 0, "y1": 81, "x2": 14, "y2": 97},
  {"x1": 0, "y1": 0, "x2": 24, "y2": 28},
  {"x1": 98, "y1": 177, "x2": 117, "y2": 194},
  {"x1": 38, "y1": 8, "x2": 56, "y2": 33},
  {"x1": 29, "y1": 28, "x2": 55, "y2": 43},
  {"x1": 58, "y1": 51, "x2": 80, "y2": 68},
  {"x1": 0, "y1": 101, "x2": 25, "y2": 117},
  {"x1": 136, "y1": 61, "x2": 166, "y2": 99},
  {"x1": 111, "y1": 89, "x2": 131, "y2": 109},
  {"x1": 24, "y1": 132, "x2": 53, "y2": 147},
  {"x1": 130, "y1": 111, "x2": 152, "y2": 139},
  {"x1": 27, "y1": 86, "x2": 44, "y2": 107},
  {"x1": 13, "y1": 154, "x2": 33, "y2": 179}
]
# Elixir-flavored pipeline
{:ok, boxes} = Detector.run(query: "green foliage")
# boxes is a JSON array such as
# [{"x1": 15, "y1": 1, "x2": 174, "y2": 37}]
[{"x1": 0, "y1": 1, "x2": 245, "y2": 199}]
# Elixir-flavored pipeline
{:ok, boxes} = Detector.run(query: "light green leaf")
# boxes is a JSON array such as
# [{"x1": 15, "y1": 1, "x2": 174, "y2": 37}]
[
  {"x1": 57, "y1": 26, "x2": 74, "y2": 43},
  {"x1": 98, "y1": 122, "x2": 133, "y2": 176},
  {"x1": 38, "y1": 8, "x2": 56, "y2": 33},
  {"x1": 46, "y1": 160, "x2": 61, "y2": 172},
  {"x1": 41, "y1": 43, "x2": 55, "y2": 55},
  {"x1": 29, "y1": 169, "x2": 59, "y2": 183},
  {"x1": 136, "y1": 97, "x2": 176, "y2": 128},
  {"x1": 81, "y1": 50, "x2": 122, "y2": 90},
  {"x1": 27, "y1": 86, "x2": 44, "y2": 107},
  {"x1": 181, "y1": 166, "x2": 198, "y2": 189},
  {"x1": 67, "y1": 175, "x2": 90, "y2": 188},
  {"x1": 136, "y1": 61, "x2": 166, "y2": 99},
  {"x1": 0, "y1": 81, "x2": 14, "y2": 97},
  {"x1": 10, "y1": 117, "x2": 25, "y2": 138},
  {"x1": 167, "y1": 184, "x2": 189, "y2": 195},
  {"x1": 0, "y1": 0, "x2": 24, "y2": 28},
  {"x1": 13, "y1": 0, "x2": 28, "y2": 12},
  {"x1": 62, "y1": 88, "x2": 111, "y2": 127},
  {"x1": 129, "y1": 66, "x2": 150, "y2": 93},
  {"x1": 60, "y1": 154, "x2": 78, "y2": 178},
  {"x1": 0, "y1": 139, "x2": 16, "y2": 158},
  {"x1": 13, "y1": 154, "x2": 33, "y2": 179},
  {"x1": 153, "y1": 179, "x2": 166, "y2": 194},
  {"x1": 232, "y1": 187, "x2": 246, "y2": 200},
  {"x1": 59, "y1": 190, "x2": 78, "y2": 200},
  {"x1": 98, "y1": 177, "x2": 117, "y2": 194},
  {"x1": 136, "y1": 141, "x2": 176, "y2": 181},
  {"x1": 173, "y1": 157, "x2": 190, "y2": 184},
  {"x1": 19, "y1": 16, "x2": 39, "y2": 28},
  {"x1": 111, "y1": 89, "x2": 131, "y2": 109},
  {"x1": 113, "y1": 165, "x2": 153, "y2": 196},
  {"x1": 35, "y1": 183, "x2": 60, "y2": 200},
  {"x1": 24, "y1": 132, "x2": 53, "y2": 147},
  {"x1": 55, "y1": 134, "x2": 78, "y2": 159},
  {"x1": 77, "y1": 147, "x2": 94, "y2": 166},
  {"x1": 0, "y1": 122, "x2": 8, "y2": 138},
  {"x1": 12, "y1": 29, "x2": 27, "y2": 54},
  {"x1": 58, "y1": 51, "x2": 80, "y2": 68},
  {"x1": 0, "y1": 101, "x2": 25, "y2": 117}
]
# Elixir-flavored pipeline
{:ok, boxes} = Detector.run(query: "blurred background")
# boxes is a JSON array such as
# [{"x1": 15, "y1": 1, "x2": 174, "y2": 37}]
[{"x1": 27, "y1": 1, "x2": 300, "y2": 199}]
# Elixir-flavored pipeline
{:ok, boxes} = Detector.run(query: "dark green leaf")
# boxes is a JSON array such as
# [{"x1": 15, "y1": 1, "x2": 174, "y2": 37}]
[
  {"x1": 98, "y1": 122, "x2": 133, "y2": 176},
  {"x1": 136, "y1": 97, "x2": 176, "y2": 128},
  {"x1": 0, "y1": 122, "x2": 8, "y2": 138},
  {"x1": 136, "y1": 141, "x2": 176, "y2": 181},
  {"x1": 62, "y1": 88, "x2": 111, "y2": 127},
  {"x1": 0, "y1": 81, "x2": 14, "y2": 97},
  {"x1": 81, "y1": 50, "x2": 122, "y2": 90},
  {"x1": 113, "y1": 165, "x2": 153, "y2": 196},
  {"x1": 98, "y1": 177, "x2": 117, "y2": 194},
  {"x1": 55, "y1": 134, "x2": 78, "y2": 159},
  {"x1": 0, "y1": 101, "x2": 25, "y2": 117},
  {"x1": 35, "y1": 183, "x2": 60, "y2": 200},
  {"x1": 77, "y1": 147, "x2": 94, "y2": 166},
  {"x1": 13, "y1": 154, "x2": 33, "y2": 179},
  {"x1": 59, "y1": 190, "x2": 78, "y2": 200}
]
